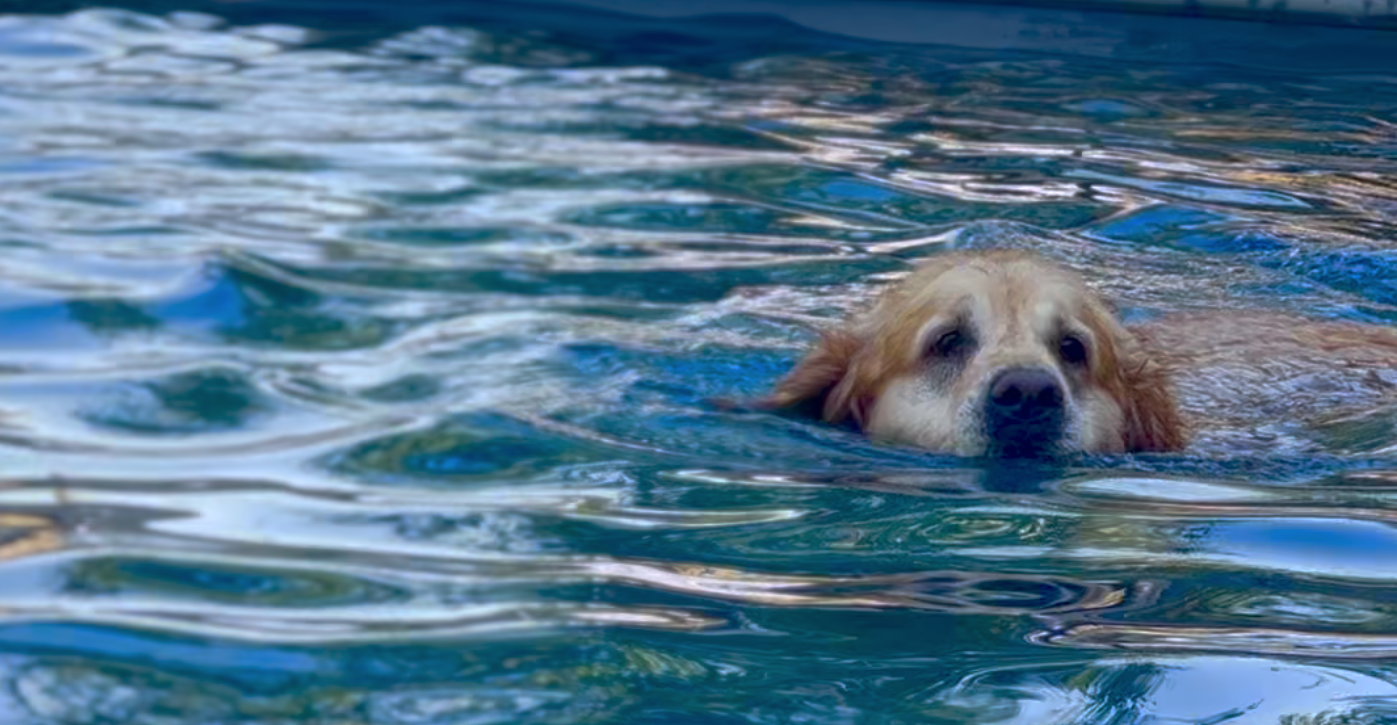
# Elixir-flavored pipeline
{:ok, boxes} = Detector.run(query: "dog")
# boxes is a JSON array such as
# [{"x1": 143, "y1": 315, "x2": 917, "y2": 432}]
[{"x1": 760, "y1": 250, "x2": 1185, "y2": 457}]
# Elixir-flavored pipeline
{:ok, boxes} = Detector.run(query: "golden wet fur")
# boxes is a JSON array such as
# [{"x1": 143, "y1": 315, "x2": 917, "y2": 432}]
[{"x1": 762, "y1": 250, "x2": 1185, "y2": 456}]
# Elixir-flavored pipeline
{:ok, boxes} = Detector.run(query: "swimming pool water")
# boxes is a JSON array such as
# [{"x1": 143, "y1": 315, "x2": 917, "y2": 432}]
[{"x1": 3, "y1": 1, "x2": 1397, "y2": 722}]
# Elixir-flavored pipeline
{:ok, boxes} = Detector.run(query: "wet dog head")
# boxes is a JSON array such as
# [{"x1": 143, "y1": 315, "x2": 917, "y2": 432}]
[{"x1": 763, "y1": 250, "x2": 1184, "y2": 457}]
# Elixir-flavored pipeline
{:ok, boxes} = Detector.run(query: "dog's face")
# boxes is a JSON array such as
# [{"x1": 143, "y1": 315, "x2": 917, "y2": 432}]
[{"x1": 765, "y1": 251, "x2": 1183, "y2": 456}]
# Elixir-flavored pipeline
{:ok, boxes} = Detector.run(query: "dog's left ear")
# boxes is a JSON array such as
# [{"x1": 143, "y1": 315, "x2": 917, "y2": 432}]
[
  {"x1": 1115, "y1": 338, "x2": 1186, "y2": 452},
  {"x1": 758, "y1": 328, "x2": 871, "y2": 427}
]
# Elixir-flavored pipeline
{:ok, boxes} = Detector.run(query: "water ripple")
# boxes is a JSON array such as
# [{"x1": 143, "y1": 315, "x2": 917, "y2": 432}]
[{"x1": 3, "y1": 2, "x2": 1397, "y2": 723}]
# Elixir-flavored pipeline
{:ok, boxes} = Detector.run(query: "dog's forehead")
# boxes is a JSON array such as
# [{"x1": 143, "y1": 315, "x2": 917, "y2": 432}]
[{"x1": 911, "y1": 259, "x2": 1085, "y2": 318}]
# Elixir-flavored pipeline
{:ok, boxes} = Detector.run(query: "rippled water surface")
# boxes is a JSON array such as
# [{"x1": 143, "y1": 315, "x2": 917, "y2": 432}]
[{"x1": 6, "y1": 1, "x2": 1397, "y2": 722}]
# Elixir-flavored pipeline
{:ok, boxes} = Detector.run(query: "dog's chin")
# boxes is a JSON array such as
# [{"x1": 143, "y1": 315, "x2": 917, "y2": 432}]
[
  {"x1": 981, "y1": 409, "x2": 1067, "y2": 459},
  {"x1": 982, "y1": 432, "x2": 1066, "y2": 459}
]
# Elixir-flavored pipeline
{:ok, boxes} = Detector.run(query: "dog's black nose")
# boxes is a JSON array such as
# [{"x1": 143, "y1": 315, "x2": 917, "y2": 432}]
[
  {"x1": 985, "y1": 368, "x2": 1066, "y2": 457},
  {"x1": 987, "y1": 368, "x2": 1064, "y2": 422}
]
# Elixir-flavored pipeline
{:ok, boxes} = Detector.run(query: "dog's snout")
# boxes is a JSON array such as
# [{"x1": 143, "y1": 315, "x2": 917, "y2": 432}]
[
  {"x1": 984, "y1": 367, "x2": 1066, "y2": 457},
  {"x1": 988, "y1": 368, "x2": 1064, "y2": 421}
]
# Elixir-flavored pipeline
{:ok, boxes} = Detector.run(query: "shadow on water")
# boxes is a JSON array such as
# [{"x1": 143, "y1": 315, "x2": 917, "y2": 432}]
[{"x1": 2, "y1": 0, "x2": 1397, "y2": 723}]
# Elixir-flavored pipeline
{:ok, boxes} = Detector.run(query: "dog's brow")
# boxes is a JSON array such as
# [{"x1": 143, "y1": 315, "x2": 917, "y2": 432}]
[
  {"x1": 917, "y1": 296, "x2": 971, "y2": 333},
  {"x1": 1030, "y1": 300, "x2": 1061, "y2": 334}
]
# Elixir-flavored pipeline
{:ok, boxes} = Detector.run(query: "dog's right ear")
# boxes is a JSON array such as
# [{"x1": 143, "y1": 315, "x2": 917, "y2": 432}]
[{"x1": 758, "y1": 328, "x2": 868, "y2": 426}]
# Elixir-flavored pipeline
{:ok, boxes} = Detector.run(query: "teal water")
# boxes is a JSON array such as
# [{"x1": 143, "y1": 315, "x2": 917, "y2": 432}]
[{"x1": 4, "y1": 2, "x2": 1397, "y2": 722}]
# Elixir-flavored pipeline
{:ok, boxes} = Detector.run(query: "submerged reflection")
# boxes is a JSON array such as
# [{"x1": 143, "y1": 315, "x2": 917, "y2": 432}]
[{"x1": 910, "y1": 656, "x2": 1397, "y2": 725}]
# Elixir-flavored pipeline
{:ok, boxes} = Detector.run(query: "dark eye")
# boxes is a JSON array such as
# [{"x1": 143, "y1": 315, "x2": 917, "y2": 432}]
[
  {"x1": 931, "y1": 328, "x2": 975, "y2": 358},
  {"x1": 1058, "y1": 334, "x2": 1088, "y2": 366}
]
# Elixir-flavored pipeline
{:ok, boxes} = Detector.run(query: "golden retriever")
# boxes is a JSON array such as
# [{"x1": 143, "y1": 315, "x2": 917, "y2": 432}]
[
  {"x1": 761, "y1": 250, "x2": 1184, "y2": 457},
  {"x1": 761, "y1": 249, "x2": 1397, "y2": 458}
]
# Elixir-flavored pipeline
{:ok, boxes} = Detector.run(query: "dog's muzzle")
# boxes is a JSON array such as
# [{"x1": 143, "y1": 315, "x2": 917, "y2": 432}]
[{"x1": 983, "y1": 367, "x2": 1066, "y2": 457}]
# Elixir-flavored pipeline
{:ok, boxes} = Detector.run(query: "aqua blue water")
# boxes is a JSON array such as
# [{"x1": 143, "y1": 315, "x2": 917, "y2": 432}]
[{"x1": 3, "y1": 1, "x2": 1397, "y2": 722}]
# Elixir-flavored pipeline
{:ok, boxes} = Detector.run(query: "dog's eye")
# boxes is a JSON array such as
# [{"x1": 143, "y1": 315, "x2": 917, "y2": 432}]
[
  {"x1": 1058, "y1": 334, "x2": 1088, "y2": 366},
  {"x1": 931, "y1": 329, "x2": 975, "y2": 358}
]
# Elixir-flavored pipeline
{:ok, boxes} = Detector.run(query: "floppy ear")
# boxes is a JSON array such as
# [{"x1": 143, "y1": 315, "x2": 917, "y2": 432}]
[
  {"x1": 1116, "y1": 343, "x2": 1186, "y2": 452},
  {"x1": 759, "y1": 328, "x2": 871, "y2": 427}
]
